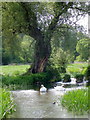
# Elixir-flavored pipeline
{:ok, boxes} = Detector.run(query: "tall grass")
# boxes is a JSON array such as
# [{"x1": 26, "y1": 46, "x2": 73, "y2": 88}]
[
  {"x1": 61, "y1": 88, "x2": 89, "y2": 115},
  {"x1": 0, "y1": 88, "x2": 15, "y2": 119}
]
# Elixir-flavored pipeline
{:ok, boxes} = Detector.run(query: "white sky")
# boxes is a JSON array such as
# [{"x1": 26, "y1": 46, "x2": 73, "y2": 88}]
[{"x1": 77, "y1": 14, "x2": 88, "y2": 33}]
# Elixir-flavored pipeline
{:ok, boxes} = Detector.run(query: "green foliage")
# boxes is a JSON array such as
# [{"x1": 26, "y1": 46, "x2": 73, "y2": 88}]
[
  {"x1": 19, "y1": 35, "x2": 35, "y2": 63},
  {"x1": 75, "y1": 73, "x2": 84, "y2": 83},
  {"x1": 61, "y1": 88, "x2": 89, "y2": 115},
  {"x1": 66, "y1": 62, "x2": 88, "y2": 77},
  {"x1": 2, "y1": 2, "x2": 89, "y2": 72},
  {"x1": 45, "y1": 63, "x2": 61, "y2": 82},
  {"x1": 50, "y1": 48, "x2": 67, "y2": 73},
  {"x1": 2, "y1": 51, "x2": 11, "y2": 65},
  {"x1": 30, "y1": 73, "x2": 50, "y2": 84},
  {"x1": 2, "y1": 34, "x2": 35, "y2": 65},
  {"x1": 2, "y1": 72, "x2": 52, "y2": 90},
  {"x1": 85, "y1": 65, "x2": 90, "y2": 80},
  {"x1": 85, "y1": 65, "x2": 90, "y2": 86},
  {"x1": 0, "y1": 88, "x2": 15, "y2": 119},
  {"x1": 63, "y1": 74, "x2": 71, "y2": 82},
  {"x1": 76, "y1": 38, "x2": 90, "y2": 61},
  {"x1": 51, "y1": 25, "x2": 80, "y2": 63},
  {"x1": 1, "y1": 65, "x2": 30, "y2": 76}
]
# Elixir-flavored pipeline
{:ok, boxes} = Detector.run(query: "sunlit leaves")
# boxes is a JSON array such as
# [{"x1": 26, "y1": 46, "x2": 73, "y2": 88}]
[{"x1": 76, "y1": 38, "x2": 90, "y2": 61}]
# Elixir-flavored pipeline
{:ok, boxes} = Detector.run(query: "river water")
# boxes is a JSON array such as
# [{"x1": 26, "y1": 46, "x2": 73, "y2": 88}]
[{"x1": 11, "y1": 87, "x2": 88, "y2": 118}]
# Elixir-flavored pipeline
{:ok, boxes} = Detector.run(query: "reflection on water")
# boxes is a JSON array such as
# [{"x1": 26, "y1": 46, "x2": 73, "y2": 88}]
[{"x1": 11, "y1": 88, "x2": 88, "y2": 118}]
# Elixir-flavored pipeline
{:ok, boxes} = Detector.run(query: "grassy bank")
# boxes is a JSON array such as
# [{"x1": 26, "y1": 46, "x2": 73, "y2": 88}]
[
  {"x1": 0, "y1": 62, "x2": 89, "y2": 90},
  {"x1": 0, "y1": 88, "x2": 15, "y2": 119},
  {"x1": 61, "y1": 88, "x2": 89, "y2": 115},
  {"x1": 0, "y1": 64, "x2": 30, "y2": 76},
  {"x1": 0, "y1": 62, "x2": 88, "y2": 76},
  {"x1": 66, "y1": 62, "x2": 88, "y2": 77}
]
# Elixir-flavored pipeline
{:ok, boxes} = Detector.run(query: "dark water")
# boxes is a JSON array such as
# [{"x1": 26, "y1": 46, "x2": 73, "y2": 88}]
[{"x1": 11, "y1": 88, "x2": 88, "y2": 118}]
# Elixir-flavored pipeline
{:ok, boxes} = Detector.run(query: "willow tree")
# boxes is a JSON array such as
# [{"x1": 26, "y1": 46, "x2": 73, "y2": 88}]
[{"x1": 2, "y1": 2, "x2": 89, "y2": 73}]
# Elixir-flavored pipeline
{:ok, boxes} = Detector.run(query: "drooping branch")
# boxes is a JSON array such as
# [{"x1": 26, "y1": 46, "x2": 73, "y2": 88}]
[
  {"x1": 70, "y1": 6, "x2": 90, "y2": 14},
  {"x1": 45, "y1": 2, "x2": 73, "y2": 40},
  {"x1": 19, "y1": 2, "x2": 44, "y2": 41}
]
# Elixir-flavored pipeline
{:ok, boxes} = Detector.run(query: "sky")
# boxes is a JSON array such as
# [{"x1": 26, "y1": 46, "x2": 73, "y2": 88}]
[{"x1": 77, "y1": 14, "x2": 88, "y2": 34}]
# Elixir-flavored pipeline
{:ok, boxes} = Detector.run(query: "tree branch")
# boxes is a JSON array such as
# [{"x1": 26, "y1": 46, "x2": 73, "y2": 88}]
[
  {"x1": 19, "y1": 2, "x2": 44, "y2": 41},
  {"x1": 46, "y1": 2, "x2": 73, "y2": 40}
]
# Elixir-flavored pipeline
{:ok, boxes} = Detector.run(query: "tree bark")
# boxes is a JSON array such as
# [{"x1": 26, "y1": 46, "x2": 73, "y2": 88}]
[{"x1": 29, "y1": 36, "x2": 51, "y2": 73}]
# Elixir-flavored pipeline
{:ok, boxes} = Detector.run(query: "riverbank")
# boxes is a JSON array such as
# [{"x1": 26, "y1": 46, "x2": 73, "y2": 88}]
[
  {"x1": 61, "y1": 87, "x2": 89, "y2": 115},
  {"x1": 11, "y1": 88, "x2": 88, "y2": 118},
  {"x1": 0, "y1": 88, "x2": 15, "y2": 119}
]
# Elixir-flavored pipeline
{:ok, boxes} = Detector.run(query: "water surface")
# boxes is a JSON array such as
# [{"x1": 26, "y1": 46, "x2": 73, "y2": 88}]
[{"x1": 11, "y1": 88, "x2": 88, "y2": 118}]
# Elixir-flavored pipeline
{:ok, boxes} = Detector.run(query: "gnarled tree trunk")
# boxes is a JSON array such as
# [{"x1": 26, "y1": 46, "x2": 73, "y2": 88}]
[
  {"x1": 29, "y1": 36, "x2": 51, "y2": 73},
  {"x1": 21, "y1": 2, "x2": 74, "y2": 74}
]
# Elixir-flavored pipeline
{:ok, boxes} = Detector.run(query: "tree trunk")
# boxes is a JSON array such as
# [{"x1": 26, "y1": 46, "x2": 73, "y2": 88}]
[{"x1": 28, "y1": 36, "x2": 51, "y2": 73}]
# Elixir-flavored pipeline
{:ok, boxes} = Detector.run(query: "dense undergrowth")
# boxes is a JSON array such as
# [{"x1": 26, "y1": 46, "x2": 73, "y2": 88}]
[
  {"x1": 1, "y1": 63, "x2": 90, "y2": 90},
  {"x1": 0, "y1": 88, "x2": 15, "y2": 119},
  {"x1": 2, "y1": 72, "x2": 53, "y2": 90},
  {"x1": 61, "y1": 88, "x2": 90, "y2": 115}
]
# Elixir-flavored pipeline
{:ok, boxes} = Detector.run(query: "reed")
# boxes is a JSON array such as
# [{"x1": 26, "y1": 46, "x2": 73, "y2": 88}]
[
  {"x1": 61, "y1": 88, "x2": 89, "y2": 115},
  {"x1": 0, "y1": 88, "x2": 15, "y2": 119}
]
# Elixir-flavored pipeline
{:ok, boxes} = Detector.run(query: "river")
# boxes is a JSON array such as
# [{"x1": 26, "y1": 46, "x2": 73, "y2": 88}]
[{"x1": 11, "y1": 87, "x2": 88, "y2": 118}]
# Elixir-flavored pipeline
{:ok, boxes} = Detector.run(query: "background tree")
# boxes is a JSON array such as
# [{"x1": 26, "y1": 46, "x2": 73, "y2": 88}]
[
  {"x1": 76, "y1": 38, "x2": 90, "y2": 61},
  {"x1": 2, "y1": 2, "x2": 89, "y2": 73},
  {"x1": 51, "y1": 24, "x2": 79, "y2": 63},
  {"x1": 50, "y1": 48, "x2": 68, "y2": 73}
]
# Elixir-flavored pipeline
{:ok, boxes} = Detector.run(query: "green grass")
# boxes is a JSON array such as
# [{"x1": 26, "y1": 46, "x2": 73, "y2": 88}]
[
  {"x1": 66, "y1": 62, "x2": 88, "y2": 77},
  {"x1": 0, "y1": 63, "x2": 89, "y2": 90},
  {"x1": 0, "y1": 62, "x2": 88, "y2": 77},
  {"x1": 0, "y1": 88, "x2": 15, "y2": 119},
  {"x1": 0, "y1": 65, "x2": 30, "y2": 76},
  {"x1": 61, "y1": 88, "x2": 89, "y2": 115}
]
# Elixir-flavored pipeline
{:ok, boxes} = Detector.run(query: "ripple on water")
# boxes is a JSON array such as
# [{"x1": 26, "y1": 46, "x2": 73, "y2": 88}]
[{"x1": 11, "y1": 88, "x2": 88, "y2": 118}]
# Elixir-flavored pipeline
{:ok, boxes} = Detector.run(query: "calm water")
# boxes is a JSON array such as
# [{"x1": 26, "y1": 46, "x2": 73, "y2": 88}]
[{"x1": 11, "y1": 87, "x2": 88, "y2": 118}]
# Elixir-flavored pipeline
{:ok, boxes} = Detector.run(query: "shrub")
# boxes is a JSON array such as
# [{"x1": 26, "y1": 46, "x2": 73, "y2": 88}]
[
  {"x1": 85, "y1": 65, "x2": 90, "y2": 86},
  {"x1": 30, "y1": 73, "x2": 50, "y2": 84},
  {"x1": 60, "y1": 66, "x2": 66, "y2": 73},
  {"x1": 2, "y1": 72, "x2": 52, "y2": 89},
  {"x1": 45, "y1": 65, "x2": 61, "y2": 82},
  {"x1": 75, "y1": 74, "x2": 84, "y2": 83},
  {"x1": 63, "y1": 74, "x2": 71, "y2": 82}
]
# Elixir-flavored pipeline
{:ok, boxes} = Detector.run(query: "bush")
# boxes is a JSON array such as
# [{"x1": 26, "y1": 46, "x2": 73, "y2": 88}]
[
  {"x1": 85, "y1": 65, "x2": 90, "y2": 86},
  {"x1": 30, "y1": 73, "x2": 50, "y2": 84},
  {"x1": 75, "y1": 74, "x2": 84, "y2": 83},
  {"x1": 45, "y1": 65, "x2": 61, "y2": 82},
  {"x1": 63, "y1": 74, "x2": 71, "y2": 82},
  {"x1": 2, "y1": 72, "x2": 52, "y2": 89}
]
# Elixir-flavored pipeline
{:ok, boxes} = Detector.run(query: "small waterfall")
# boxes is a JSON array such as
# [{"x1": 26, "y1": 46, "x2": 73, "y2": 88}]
[{"x1": 54, "y1": 77, "x2": 88, "y2": 91}]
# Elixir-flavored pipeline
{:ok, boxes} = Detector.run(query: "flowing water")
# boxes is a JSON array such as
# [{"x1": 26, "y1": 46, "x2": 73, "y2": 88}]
[{"x1": 11, "y1": 85, "x2": 88, "y2": 118}]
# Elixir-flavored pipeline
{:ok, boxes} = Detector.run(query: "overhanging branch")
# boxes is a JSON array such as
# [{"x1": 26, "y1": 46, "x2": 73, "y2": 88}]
[
  {"x1": 19, "y1": 2, "x2": 44, "y2": 41},
  {"x1": 46, "y1": 2, "x2": 73, "y2": 40}
]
